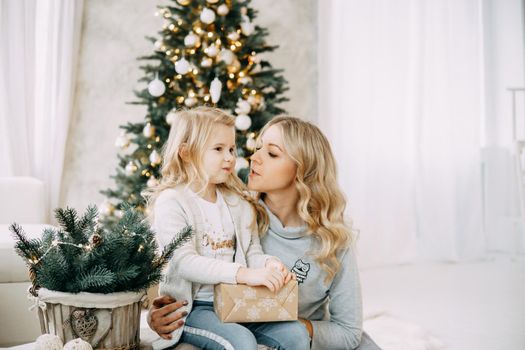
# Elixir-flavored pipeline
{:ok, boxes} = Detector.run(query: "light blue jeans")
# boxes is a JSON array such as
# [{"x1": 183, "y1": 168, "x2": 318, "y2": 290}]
[{"x1": 180, "y1": 301, "x2": 311, "y2": 350}]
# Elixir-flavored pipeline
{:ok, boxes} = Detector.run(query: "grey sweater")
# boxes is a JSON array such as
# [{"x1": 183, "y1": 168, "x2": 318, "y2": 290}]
[{"x1": 260, "y1": 204, "x2": 363, "y2": 350}]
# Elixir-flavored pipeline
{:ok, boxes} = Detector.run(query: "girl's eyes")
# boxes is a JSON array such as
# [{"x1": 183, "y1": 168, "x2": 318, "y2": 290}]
[{"x1": 214, "y1": 147, "x2": 236, "y2": 154}]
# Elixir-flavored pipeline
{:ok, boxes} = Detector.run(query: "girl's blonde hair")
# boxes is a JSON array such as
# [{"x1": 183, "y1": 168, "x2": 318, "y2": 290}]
[
  {"x1": 259, "y1": 116, "x2": 354, "y2": 283},
  {"x1": 144, "y1": 106, "x2": 268, "y2": 233}
]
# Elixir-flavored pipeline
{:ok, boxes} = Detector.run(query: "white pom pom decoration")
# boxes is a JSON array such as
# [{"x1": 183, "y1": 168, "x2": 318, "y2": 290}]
[
  {"x1": 63, "y1": 338, "x2": 93, "y2": 350},
  {"x1": 35, "y1": 334, "x2": 63, "y2": 350}
]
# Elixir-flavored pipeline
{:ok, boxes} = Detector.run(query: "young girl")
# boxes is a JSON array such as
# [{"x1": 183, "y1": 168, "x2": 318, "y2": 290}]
[{"x1": 146, "y1": 107, "x2": 310, "y2": 350}]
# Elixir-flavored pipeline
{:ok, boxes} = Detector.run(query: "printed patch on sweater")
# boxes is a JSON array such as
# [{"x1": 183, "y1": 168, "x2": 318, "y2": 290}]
[{"x1": 291, "y1": 259, "x2": 310, "y2": 284}]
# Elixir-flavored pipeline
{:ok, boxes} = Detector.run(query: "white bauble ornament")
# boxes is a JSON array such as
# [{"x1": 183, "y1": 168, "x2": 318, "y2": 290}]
[
  {"x1": 205, "y1": 44, "x2": 219, "y2": 57},
  {"x1": 201, "y1": 57, "x2": 213, "y2": 67},
  {"x1": 184, "y1": 96, "x2": 197, "y2": 107},
  {"x1": 175, "y1": 58, "x2": 191, "y2": 75},
  {"x1": 184, "y1": 31, "x2": 200, "y2": 47},
  {"x1": 239, "y1": 76, "x2": 253, "y2": 85},
  {"x1": 115, "y1": 131, "x2": 130, "y2": 148},
  {"x1": 235, "y1": 99, "x2": 251, "y2": 114},
  {"x1": 147, "y1": 176, "x2": 159, "y2": 187},
  {"x1": 148, "y1": 78, "x2": 166, "y2": 97},
  {"x1": 227, "y1": 31, "x2": 240, "y2": 41},
  {"x1": 217, "y1": 4, "x2": 229, "y2": 16},
  {"x1": 35, "y1": 334, "x2": 63, "y2": 350},
  {"x1": 114, "y1": 209, "x2": 123, "y2": 218},
  {"x1": 210, "y1": 77, "x2": 222, "y2": 103},
  {"x1": 241, "y1": 16, "x2": 254, "y2": 36},
  {"x1": 125, "y1": 162, "x2": 137, "y2": 175},
  {"x1": 149, "y1": 150, "x2": 162, "y2": 165},
  {"x1": 200, "y1": 8, "x2": 216, "y2": 24},
  {"x1": 154, "y1": 39, "x2": 163, "y2": 50},
  {"x1": 246, "y1": 137, "x2": 257, "y2": 151},
  {"x1": 99, "y1": 200, "x2": 114, "y2": 216},
  {"x1": 63, "y1": 338, "x2": 93, "y2": 350},
  {"x1": 235, "y1": 114, "x2": 252, "y2": 130},
  {"x1": 235, "y1": 157, "x2": 249, "y2": 172},
  {"x1": 219, "y1": 49, "x2": 235, "y2": 65},
  {"x1": 143, "y1": 123, "x2": 155, "y2": 138},
  {"x1": 240, "y1": 7, "x2": 248, "y2": 15},
  {"x1": 166, "y1": 110, "x2": 177, "y2": 125}
]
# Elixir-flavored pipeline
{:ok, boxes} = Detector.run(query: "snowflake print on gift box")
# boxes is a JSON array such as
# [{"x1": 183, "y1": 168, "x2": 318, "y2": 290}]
[
  {"x1": 243, "y1": 287, "x2": 257, "y2": 300},
  {"x1": 232, "y1": 298, "x2": 246, "y2": 313},
  {"x1": 247, "y1": 305, "x2": 261, "y2": 321},
  {"x1": 278, "y1": 307, "x2": 292, "y2": 320},
  {"x1": 258, "y1": 298, "x2": 278, "y2": 312}
]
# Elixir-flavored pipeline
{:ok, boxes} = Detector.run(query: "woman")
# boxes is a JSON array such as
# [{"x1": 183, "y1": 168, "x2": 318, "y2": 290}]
[{"x1": 148, "y1": 116, "x2": 380, "y2": 350}]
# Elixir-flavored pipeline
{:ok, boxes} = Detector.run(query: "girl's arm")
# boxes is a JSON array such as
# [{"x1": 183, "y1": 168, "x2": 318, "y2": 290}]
[
  {"x1": 155, "y1": 191, "x2": 242, "y2": 285},
  {"x1": 309, "y1": 247, "x2": 363, "y2": 350}
]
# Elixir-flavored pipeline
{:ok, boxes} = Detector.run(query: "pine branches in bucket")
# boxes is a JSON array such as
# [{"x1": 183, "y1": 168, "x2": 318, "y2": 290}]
[{"x1": 10, "y1": 205, "x2": 192, "y2": 294}]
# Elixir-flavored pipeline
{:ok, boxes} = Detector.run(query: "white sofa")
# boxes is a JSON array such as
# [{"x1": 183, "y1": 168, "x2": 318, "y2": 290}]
[{"x1": 0, "y1": 177, "x2": 48, "y2": 346}]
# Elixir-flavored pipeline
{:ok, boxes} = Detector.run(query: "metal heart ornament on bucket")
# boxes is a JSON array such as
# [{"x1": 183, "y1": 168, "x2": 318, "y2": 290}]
[{"x1": 71, "y1": 309, "x2": 98, "y2": 341}]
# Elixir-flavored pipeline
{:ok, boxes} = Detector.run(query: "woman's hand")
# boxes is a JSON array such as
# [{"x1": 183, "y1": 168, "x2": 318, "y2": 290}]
[
  {"x1": 266, "y1": 257, "x2": 296, "y2": 284},
  {"x1": 148, "y1": 295, "x2": 188, "y2": 340},
  {"x1": 236, "y1": 266, "x2": 286, "y2": 292}
]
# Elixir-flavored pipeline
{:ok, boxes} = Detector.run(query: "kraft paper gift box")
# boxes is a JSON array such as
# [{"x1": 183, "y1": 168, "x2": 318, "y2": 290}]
[{"x1": 214, "y1": 280, "x2": 298, "y2": 323}]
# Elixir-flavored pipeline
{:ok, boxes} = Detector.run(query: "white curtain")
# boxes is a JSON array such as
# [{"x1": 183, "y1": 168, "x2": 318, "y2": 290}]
[
  {"x1": 0, "y1": 0, "x2": 83, "y2": 222},
  {"x1": 319, "y1": 0, "x2": 486, "y2": 267}
]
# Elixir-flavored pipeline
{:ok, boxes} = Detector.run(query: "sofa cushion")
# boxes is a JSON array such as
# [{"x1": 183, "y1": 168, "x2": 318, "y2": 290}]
[
  {"x1": 0, "y1": 224, "x2": 54, "y2": 283},
  {"x1": 0, "y1": 177, "x2": 46, "y2": 224}
]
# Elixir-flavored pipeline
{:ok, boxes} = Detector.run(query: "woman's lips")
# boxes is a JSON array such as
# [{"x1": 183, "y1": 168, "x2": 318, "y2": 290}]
[{"x1": 250, "y1": 168, "x2": 260, "y2": 176}]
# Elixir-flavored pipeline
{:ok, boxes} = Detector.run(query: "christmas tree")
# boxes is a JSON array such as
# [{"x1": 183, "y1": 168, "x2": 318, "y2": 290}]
[
  {"x1": 10, "y1": 205, "x2": 192, "y2": 294},
  {"x1": 100, "y1": 0, "x2": 288, "y2": 223}
]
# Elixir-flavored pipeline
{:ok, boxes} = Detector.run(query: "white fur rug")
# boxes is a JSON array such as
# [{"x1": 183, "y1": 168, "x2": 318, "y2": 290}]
[{"x1": 364, "y1": 311, "x2": 445, "y2": 350}]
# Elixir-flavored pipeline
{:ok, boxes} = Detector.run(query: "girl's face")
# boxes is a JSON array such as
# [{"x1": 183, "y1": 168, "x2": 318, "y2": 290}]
[
  {"x1": 201, "y1": 123, "x2": 236, "y2": 184},
  {"x1": 248, "y1": 124, "x2": 297, "y2": 194}
]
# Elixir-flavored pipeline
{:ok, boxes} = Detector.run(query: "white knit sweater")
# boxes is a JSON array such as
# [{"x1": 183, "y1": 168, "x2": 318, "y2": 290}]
[{"x1": 152, "y1": 185, "x2": 272, "y2": 349}]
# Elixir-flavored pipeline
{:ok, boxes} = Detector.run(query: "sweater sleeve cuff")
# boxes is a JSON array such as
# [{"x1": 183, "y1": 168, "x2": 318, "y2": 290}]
[{"x1": 224, "y1": 262, "x2": 243, "y2": 284}]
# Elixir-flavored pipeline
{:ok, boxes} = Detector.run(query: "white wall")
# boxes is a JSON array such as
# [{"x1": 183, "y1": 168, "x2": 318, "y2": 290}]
[{"x1": 60, "y1": 0, "x2": 317, "y2": 211}]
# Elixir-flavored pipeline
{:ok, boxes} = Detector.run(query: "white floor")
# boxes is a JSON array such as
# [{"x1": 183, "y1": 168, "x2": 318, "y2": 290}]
[{"x1": 360, "y1": 258, "x2": 525, "y2": 350}]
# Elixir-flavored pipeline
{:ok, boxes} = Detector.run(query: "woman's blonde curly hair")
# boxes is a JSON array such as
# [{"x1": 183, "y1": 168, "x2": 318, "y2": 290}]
[{"x1": 258, "y1": 116, "x2": 355, "y2": 283}]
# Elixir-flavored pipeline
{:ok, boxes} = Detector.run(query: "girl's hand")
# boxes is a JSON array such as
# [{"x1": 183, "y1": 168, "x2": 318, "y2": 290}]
[
  {"x1": 266, "y1": 257, "x2": 296, "y2": 284},
  {"x1": 236, "y1": 266, "x2": 285, "y2": 292}
]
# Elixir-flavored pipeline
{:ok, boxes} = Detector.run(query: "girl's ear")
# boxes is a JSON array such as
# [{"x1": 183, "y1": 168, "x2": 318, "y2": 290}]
[{"x1": 179, "y1": 143, "x2": 190, "y2": 161}]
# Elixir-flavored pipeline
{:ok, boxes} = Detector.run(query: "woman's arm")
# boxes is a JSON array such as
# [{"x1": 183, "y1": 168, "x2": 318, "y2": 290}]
[{"x1": 309, "y1": 247, "x2": 363, "y2": 350}]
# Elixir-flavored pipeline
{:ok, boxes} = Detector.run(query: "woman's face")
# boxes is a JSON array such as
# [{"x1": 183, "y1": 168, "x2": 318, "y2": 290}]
[{"x1": 247, "y1": 124, "x2": 297, "y2": 194}]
